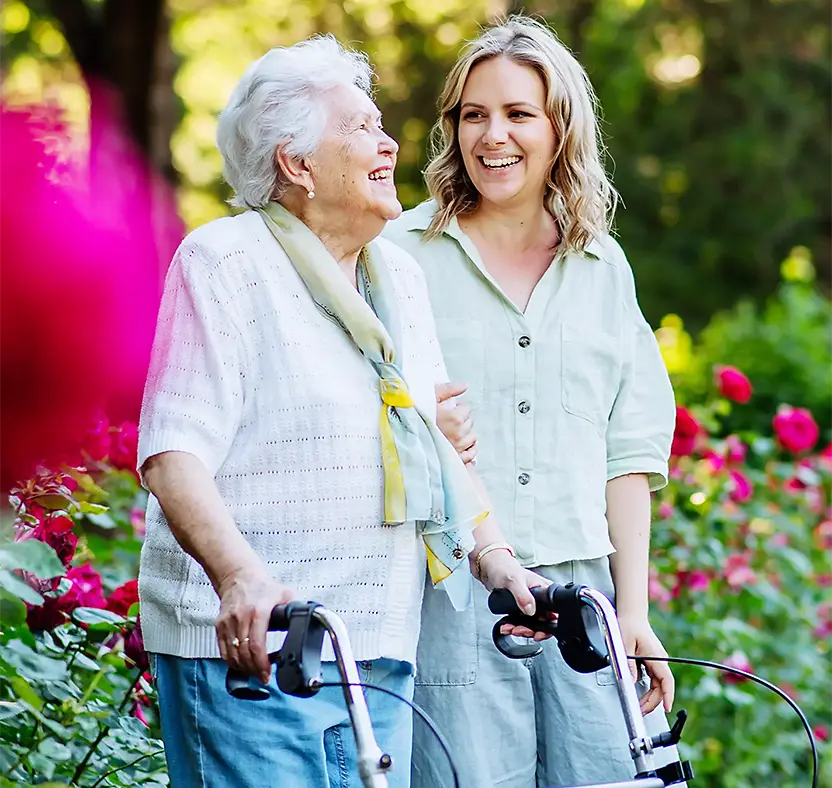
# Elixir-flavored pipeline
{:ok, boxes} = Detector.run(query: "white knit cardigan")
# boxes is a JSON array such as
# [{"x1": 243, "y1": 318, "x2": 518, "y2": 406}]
[{"x1": 137, "y1": 210, "x2": 447, "y2": 663}]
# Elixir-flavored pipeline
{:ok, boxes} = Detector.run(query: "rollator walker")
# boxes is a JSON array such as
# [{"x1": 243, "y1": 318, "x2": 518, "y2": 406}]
[{"x1": 226, "y1": 583, "x2": 694, "y2": 788}]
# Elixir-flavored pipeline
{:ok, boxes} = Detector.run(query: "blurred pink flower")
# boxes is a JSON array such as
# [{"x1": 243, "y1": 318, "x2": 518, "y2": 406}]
[
  {"x1": 724, "y1": 552, "x2": 757, "y2": 589},
  {"x1": 814, "y1": 603, "x2": 832, "y2": 640},
  {"x1": 83, "y1": 415, "x2": 111, "y2": 463},
  {"x1": 673, "y1": 569, "x2": 711, "y2": 597},
  {"x1": 769, "y1": 533, "x2": 789, "y2": 548},
  {"x1": 110, "y1": 422, "x2": 139, "y2": 474},
  {"x1": 814, "y1": 520, "x2": 832, "y2": 551},
  {"x1": 66, "y1": 563, "x2": 107, "y2": 609},
  {"x1": 723, "y1": 651, "x2": 753, "y2": 683},
  {"x1": 130, "y1": 507, "x2": 147, "y2": 538},
  {"x1": 658, "y1": 501, "x2": 675, "y2": 519},
  {"x1": 648, "y1": 567, "x2": 671, "y2": 608},
  {"x1": 704, "y1": 452, "x2": 726, "y2": 474},
  {"x1": 715, "y1": 366, "x2": 753, "y2": 404},
  {"x1": 0, "y1": 102, "x2": 180, "y2": 490},
  {"x1": 772, "y1": 405, "x2": 819, "y2": 455},
  {"x1": 814, "y1": 725, "x2": 830, "y2": 743},
  {"x1": 728, "y1": 470, "x2": 753, "y2": 504},
  {"x1": 724, "y1": 435, "x2": 747, "y2": 464},
  {"x1": 671, "y1": 406, "x2": 702, "y2": 457}
]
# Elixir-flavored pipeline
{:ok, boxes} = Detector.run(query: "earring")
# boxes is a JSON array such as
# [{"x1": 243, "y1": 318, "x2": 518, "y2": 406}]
[{"x1": 307, "y1": 190, "x2": 315, "y2": 199}]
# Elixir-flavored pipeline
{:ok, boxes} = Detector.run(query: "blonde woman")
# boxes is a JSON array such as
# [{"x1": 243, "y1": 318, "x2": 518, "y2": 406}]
[{"x1": 384, "y1": 16, "x2": 684, "y2": 788}]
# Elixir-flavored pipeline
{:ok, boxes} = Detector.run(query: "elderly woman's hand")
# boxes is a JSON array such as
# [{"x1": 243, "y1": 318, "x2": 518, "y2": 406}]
[
  {"x1": 436, "y1": 381, "x2": 477, "y2": 463},
  {"x1": 215, "y1": 566, "x2": 296, "y2": 684},
  {"x1": 477, "y1": 550, "x2": 555, "y2": 642}
]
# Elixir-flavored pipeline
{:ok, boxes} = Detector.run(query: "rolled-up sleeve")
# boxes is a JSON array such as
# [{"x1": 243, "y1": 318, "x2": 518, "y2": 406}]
[
  {"x1": 137, "y1": 242, "x2": 245, "y2": 481},
  {"x1": 605, "y1": 255, "x2": 675, "y2": 490}
]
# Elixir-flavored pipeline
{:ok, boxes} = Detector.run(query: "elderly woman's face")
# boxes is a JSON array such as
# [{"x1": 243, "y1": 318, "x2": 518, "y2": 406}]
[{"x1": 310, "y1": 84, "x2": 401, "y2": 225}]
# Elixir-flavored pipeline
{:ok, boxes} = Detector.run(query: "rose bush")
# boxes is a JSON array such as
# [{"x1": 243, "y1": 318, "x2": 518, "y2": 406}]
[
  {"x1": 653, "y1": 391, "x2": 831, "y2": 786},
  {"x1": 0, "y1": 420, "x2": 164, "y2": 787}
]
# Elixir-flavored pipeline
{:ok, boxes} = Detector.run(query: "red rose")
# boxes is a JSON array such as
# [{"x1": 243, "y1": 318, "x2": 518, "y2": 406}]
[
  {"x1": 17, "y1": 511, "x2": 78, "y2": 568},
  {"x1": 728, "y1": 470, "x2": 753, "y2": 503},
  {"x1": 109, "y1": 422, "x2": 138, "y2": 473},
  {"x1": 124, "y1": 617, "x2": 149, "y2": 671},
  {"x1": 82, "y1": 415, "x2": 111, "y2": 462},
  {"x1": 715, "y1": 365, "x2": 753, "y2": 404},
  {"x1": 106, "y1": 579, "x2": 139, "y2": 616},
  {"x1": 773, "y1": 405, "x2": 819, "y2": 454},
  {"x1": 671, "y1": 406, "x2": 701, "y2": 457}
]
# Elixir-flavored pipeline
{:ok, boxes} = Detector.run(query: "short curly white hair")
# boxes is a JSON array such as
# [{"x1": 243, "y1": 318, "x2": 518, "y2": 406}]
[{"x1": 216, "y1": 35, "x2": 374, "y2": 209}]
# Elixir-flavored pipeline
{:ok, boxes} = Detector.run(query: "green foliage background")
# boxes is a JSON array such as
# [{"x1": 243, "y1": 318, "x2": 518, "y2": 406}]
[{"x1": 2, "y1": 0, "x2": 830, "y2": 330}]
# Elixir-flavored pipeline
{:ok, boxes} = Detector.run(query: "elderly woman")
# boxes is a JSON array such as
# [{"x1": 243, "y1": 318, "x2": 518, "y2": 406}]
[
  {"x1": 385, "y1": 16, "x2": 683, "y2": 788},
  {"x1": 138, "y1": 35, "x2": 546, "y2": 788}
]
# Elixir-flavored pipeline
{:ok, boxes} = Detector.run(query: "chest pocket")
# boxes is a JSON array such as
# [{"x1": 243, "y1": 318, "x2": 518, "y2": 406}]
[{"x1": 561, "y1": 324, "x2": 622, "y2": 434}]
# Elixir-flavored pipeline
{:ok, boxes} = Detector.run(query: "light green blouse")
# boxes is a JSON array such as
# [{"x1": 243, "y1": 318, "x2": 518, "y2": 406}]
[{"x1": 383, "y1": 201, "x2": 675, "y2": 568}]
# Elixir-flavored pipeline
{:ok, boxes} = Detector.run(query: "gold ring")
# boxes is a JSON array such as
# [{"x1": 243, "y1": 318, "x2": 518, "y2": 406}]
[{"x1": 231, "y1": 637, "x2": 241, "y2": 648}]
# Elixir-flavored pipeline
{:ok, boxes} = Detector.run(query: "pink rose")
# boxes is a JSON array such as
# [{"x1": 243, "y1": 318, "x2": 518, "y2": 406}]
[
  {"x1": 724, "y1": 435, "x2": 747, "y2": 464},
  {"x1": 704, "y1": 452, "x2": 726, "y2": 474},
  {"x1": 66, "y1": 563, "x2": 107, "y2": 609},
  {"x1": 773, "y1": 405, "x2": 819, "y2": 455},
  {"x1": 723, "y1": 651, "x2": 753, "y2": 683},
  {"x1": 657, "y1": 501, "x2": 675, "y2": 520},
  {"x1": 724, "y1": 552, "x2": 757, "y2": 589},
  {"x1": 671, "y1": 406, "x2": 701, "y2": 457},
  {"x1": 715, "y1": 366, "x2": 753, "y2": 404},
  {"x1": 728, "y1": 470, "x2": 753, "y2": 503}
]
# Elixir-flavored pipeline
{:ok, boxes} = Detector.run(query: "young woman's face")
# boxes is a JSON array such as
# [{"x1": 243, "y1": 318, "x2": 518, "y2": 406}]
[{"x1": 457, "y1": 56, "x2": 556, "y2": 208}]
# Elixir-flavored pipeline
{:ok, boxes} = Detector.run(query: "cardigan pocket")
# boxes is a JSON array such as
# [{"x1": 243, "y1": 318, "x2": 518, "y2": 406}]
[{"x1": 560, "y1": 324, "x2": 622, "y2": 435}]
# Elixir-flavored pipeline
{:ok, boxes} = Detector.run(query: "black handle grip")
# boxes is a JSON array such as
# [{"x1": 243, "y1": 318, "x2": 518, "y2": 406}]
[
  {"x1": 268, "y1": 604, "x2": 292, "y2": 631},
  {"x1": 487, "y1": 586, "x2": 554, "y2": 616}
]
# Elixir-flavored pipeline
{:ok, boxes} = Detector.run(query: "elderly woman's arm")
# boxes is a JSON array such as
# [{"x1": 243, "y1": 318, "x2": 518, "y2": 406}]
[{"x1": 143, "y1": 451, "x2": 294, "y2": 683}]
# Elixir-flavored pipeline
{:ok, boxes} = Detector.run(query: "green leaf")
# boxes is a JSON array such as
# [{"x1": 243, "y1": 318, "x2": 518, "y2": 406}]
[
  {"x1": 72, "y1": 607, "x2": 126, "y2": 631},
  {"x1": 79, "y1": 501, "x2": 109, "y2": 516},
  {"x1": 27, "y1": 751, "x2": 56, "y2": 780},
  {"x1": 0, "y1": 589, "x2": 27, "y2": 626},
  {"x1": 2, "y1": 640, "x2": 68, "y2": 682},
  {"x1": 0, "y1": 701, "x2": 24, "y2": 721},
  {"x1": 37, "y1": 739, "x2": 72, "y2": 762},
  {"x1": 84, "y1": 511, "x2": 117, "y2": 529},
  {"x1": 0, "y1": 540, "x2": 64, "y2": 579},
  {"x1": 9, "y1": 676, "x2": 42, "y2": 710},
  {"x1": 0, "y1": 570, "x2": 44, "y2": 606},
  {"x1": 73, "y1": 652, "x2": 102, "y2": 672}
]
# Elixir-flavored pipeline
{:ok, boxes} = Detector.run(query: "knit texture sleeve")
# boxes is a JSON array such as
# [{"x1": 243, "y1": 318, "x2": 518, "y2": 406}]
[{"x1": 137, "y1": 240, "x2": 245, "y2": 482}]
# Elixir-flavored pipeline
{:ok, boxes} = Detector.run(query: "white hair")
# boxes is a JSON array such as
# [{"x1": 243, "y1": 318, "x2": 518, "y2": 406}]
[{"x1": 216, "y1": 35, "x2": 374, "y2": 209}]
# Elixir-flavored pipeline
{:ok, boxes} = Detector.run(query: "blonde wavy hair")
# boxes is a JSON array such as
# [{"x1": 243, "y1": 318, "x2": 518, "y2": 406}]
[{"x1": 425, "y1": 15, "x2": 617, "y2": 252}]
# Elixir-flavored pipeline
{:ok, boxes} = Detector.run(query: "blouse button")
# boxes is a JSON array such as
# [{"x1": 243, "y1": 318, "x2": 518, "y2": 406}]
[
  {"x1": 518, "y1": 401, "x2": 531, "y2": 414},
  {"x1": 518, "y1": 473, "x2": 530, "y2": 485},
  {"x1": 518, "y1": 335, "x2": 531, "y2": 348}
]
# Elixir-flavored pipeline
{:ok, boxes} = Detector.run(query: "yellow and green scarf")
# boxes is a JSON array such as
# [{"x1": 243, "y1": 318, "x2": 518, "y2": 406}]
[{"x1": 257, "y1": 201, "x2": 484, "y2": 610}]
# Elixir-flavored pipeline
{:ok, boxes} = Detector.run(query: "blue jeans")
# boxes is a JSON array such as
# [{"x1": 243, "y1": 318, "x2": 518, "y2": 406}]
[{"x1": 152, "y1": 655, "x2": 415, "y2": 788}]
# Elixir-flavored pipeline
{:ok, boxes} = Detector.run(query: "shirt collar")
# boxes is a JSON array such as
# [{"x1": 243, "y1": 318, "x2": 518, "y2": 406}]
[{"x1": 399, "y1": 199, "x2": 604, "y2": 260}]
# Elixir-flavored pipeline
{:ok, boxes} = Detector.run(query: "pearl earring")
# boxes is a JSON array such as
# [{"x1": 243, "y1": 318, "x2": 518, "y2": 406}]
[{"x1": 307, "y1": 190, "x2": 315, "y2": 199}]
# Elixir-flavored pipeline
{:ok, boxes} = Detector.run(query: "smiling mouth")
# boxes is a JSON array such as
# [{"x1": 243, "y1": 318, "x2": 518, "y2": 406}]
[
  {"x1": 480, "y1": 155, "x2": 523, "y2": 170},
  {"x1": 368, "y1": 169, "x2": 394, "y2": 183}
]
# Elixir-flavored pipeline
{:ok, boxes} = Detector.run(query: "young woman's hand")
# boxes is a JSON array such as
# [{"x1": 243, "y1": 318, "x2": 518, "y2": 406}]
[
  {"x1": 477, "y1": 549, "x2": 554, "y2": 641},
  {"x1": 435, "y1": 381, "x2": 478, "y2": 463},
  {"x1": 617, "y1": 614, "x2": 675, "y2": 715}
]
